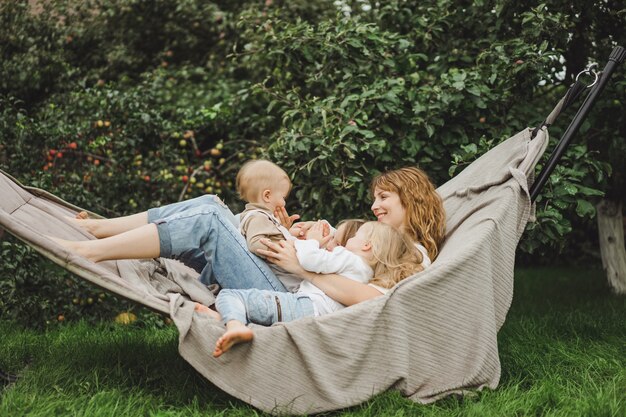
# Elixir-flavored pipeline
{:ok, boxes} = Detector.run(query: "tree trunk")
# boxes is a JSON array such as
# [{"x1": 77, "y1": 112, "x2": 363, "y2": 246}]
[
  {"x1": 0, "y1": 140, "x2": 6, "y2": 242},
  {"x1": 596, "y1": 199, "x2": 626, "y2": 294}
]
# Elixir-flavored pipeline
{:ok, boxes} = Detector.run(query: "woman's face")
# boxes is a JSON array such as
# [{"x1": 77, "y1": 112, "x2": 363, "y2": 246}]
[{"x1": 371, "y1": 187, "x2": 407, "y2": 230}]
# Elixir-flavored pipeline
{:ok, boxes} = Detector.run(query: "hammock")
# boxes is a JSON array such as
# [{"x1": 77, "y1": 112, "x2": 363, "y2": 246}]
[
  {"x1": 0, "y1": 47, "x2": 622, "y2": 414},
  {"x1": 0, "y1": 127, "x2": 546, "y2": 413}
]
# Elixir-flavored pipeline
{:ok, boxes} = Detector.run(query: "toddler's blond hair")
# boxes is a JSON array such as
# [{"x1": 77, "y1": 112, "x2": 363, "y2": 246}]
[
  {"x1": 359, "y1": 221, "x2": 424, "y2": 289},
  {"x1": 236, "y1": 160, "x2": 291, "y2": 203}
]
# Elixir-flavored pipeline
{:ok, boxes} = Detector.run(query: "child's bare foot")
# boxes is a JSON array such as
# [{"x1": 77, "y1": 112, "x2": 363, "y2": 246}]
[
  {"x1": 75, "y1": 211, "x2": 89, "y2": 220},
  {"x1": 194, "y1": 303, "x2": 221, "y2": 321},
  {"x1": 213, "y1": 320, "x2": 253, "y2": 358}
]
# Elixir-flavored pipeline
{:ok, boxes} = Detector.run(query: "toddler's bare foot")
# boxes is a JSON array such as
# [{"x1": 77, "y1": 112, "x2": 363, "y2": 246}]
[
  {"x1": 75, "y1": 211, "x2": 89, "y2": 219},
  {"x1": 194, "y1": 303, "x2": 221, "y2": 321},
  {"x1": 213, "y1": 320, "x2": 253, "y2": 358}
]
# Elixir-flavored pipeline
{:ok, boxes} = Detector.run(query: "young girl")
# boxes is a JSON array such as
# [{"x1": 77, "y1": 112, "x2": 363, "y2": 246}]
[
  {"x1": 324, "y1": 218, "x2": 365, "y2": 251},
  {"x1": 197, "y1": 220, "x2": 423, "y2": 357}
]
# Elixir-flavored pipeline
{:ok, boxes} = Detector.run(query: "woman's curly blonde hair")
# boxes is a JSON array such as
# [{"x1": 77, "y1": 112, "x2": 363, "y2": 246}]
[{"x1": 370, "y1": 167, "x2": 446, "y2": 261}]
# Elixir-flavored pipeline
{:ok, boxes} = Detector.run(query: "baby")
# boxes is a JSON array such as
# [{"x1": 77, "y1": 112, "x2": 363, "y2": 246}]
[
  {"x1": 235, "y1": 159, "x2": 296, "y2": 253},
  {"x1": 234, "y1": 159, "x2": 332, "y2": 292}
]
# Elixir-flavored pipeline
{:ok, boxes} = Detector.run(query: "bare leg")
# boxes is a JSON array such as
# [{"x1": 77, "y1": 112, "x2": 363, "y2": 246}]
[
  {"x1": 213, "y1": 320, "x2": 254, "y2": 357},
  {"x1": 70, "y1": 212, "x2": 149, "y2": 238},
  {"x1": 51, "y1": 223, "x2": 160, "y2": 262},
  {"x1": 194, "y1": 303, "x2": 221, "y2": 321}
]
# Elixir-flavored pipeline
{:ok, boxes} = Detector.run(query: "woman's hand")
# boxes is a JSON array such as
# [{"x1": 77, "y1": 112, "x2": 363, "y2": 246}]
[
  {"x1": 258, "y1": 239, "x2": 384, "y2": 306},
  {"x1": 257, "y1": 239, "x2": 307, "y2": 275},
  {"x1": 274, "y1": 206, "x2": 300, "y2": 229}
]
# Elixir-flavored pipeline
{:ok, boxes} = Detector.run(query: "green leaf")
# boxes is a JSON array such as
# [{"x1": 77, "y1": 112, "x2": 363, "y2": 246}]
[
  {"x1": 359, "y1": 129, "x2": 375, "y2": 139},
  {"x1": 575, "y1": 200, "x2": 596, "y2": 217},
  {"x1": 467, "y1": 86, "x2": 481, "y2": 96},
  {"x1": 563, "y1": 184, "x2": 578, "y2": 195},
  {"x1": 576, "y1": 185, "x2": 604, "y2": 197},
  {"x1": 340, "y1": 94, "x2": 360, "y2": 109}
]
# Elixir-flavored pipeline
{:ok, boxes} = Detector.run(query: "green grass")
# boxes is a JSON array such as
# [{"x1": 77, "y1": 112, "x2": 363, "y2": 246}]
[{"x1": 1, "y1": 268, "x2": 624, "y2": 416}]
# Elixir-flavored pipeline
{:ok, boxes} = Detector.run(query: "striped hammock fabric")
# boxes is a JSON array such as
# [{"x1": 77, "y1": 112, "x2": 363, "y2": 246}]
[{"x1": 0, "y1": 127, "x2": 548, "y2": 414}]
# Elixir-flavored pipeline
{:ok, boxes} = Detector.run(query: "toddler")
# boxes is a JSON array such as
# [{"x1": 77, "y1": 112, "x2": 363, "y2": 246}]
[
  {"x1": 235, "y1": 159, "x2": 294, "y2": 254},
  {"x1": 235, "y1": 159, "x2": 332, "y2": 292}
]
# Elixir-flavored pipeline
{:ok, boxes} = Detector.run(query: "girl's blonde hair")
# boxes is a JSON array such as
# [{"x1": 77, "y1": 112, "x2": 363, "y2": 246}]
[
  {"x1": 236, "y1": 159, "x2": 291, "y2": 202},
  {"x1": 359, "y1": 221, "x2": 424, "y2": 289},
  {"x1": 370, "y1": 167, "x2": 446, "y2": 261},
  {"x1": 334, "y1": 218, "x2": 367, "y2": 247}
]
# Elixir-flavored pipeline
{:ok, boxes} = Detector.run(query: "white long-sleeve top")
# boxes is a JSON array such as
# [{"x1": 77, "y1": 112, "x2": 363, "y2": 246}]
[{"x1": 294, "y1": 239, "x2": 373, "y2": 316}]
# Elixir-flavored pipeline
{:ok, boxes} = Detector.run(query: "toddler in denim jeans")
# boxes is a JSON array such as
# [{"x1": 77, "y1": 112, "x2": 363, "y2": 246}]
[
  {"x1": 198, "y1": 219, "x2": 423, "y2": 357},
  {"x1": 228, "y1": 159, "x2": 326, "y2": 292},
  {"x1": 234, "y1": 159, "x2": 294, "y2": 254}
]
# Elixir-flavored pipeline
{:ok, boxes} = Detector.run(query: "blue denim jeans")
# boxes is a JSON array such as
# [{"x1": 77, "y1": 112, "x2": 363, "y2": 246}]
[
  {"x1": 216, "y1": 288, "x2": 315, "y2": 325},
  {"x1": 146, "y1": 195, "x2": 286, "y2": 292}
]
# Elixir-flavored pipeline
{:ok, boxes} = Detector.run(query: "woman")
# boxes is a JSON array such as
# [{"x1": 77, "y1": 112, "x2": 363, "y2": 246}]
[
  {"x1": 260, "y1": 167, "x2": 446, "y2": 305},
  {"x1": 56, "y1": 167, "x2": 445, "y2": 301}
]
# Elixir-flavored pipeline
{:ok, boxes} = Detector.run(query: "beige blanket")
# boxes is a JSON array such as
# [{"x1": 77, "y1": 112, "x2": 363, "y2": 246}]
[{"x1": 0, "y1": 127, "x2": 548, "y2": 414}]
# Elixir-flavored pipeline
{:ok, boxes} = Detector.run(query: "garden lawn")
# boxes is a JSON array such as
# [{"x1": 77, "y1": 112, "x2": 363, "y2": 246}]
[{"x1": 0, "y1": 267, "x2": 624, "y2": 417}]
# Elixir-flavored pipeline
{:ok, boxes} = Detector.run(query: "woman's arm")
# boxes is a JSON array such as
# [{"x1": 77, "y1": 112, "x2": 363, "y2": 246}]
[
  {"x1": 300, "y1": 270, "x2": 383, "y2": 306},
  {"x1": 257, "y1": 239, "x2": 383, "y2": 306}
]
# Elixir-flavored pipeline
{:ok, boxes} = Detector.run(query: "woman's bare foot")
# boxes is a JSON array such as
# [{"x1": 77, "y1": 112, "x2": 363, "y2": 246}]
[
  {"x1": 48, "y1": 236, "x2": 95, "y2": 261},
  {"x1": 67, "y1": 213, "x2": 100, "y2": 236},
  {"x1": 68, "y1": 211, "x2": 149, "y2": 238},
  {"x1": 47, "y1": 223, "x2": 159, "y2": 263},
  {"x1": 194, "y1": 303, "x2": 221, "y2": 321},
  {"x1": 213, "y1": 320, "x2": 254, "y2": 358}
]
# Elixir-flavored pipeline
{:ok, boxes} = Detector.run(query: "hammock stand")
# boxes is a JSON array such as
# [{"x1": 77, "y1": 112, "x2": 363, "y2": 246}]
[
  {"x1": 530, "y1": 45, "x2": 626, "y2": 200},
  {"x1": 0, "y1": 46, "x2": 623, "y2": 415}
]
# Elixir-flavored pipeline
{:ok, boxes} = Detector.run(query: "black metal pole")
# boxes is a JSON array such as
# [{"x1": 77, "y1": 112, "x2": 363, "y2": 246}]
[{"x1": 530, "y1": 46, "x2": 625, "y2": 202}]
